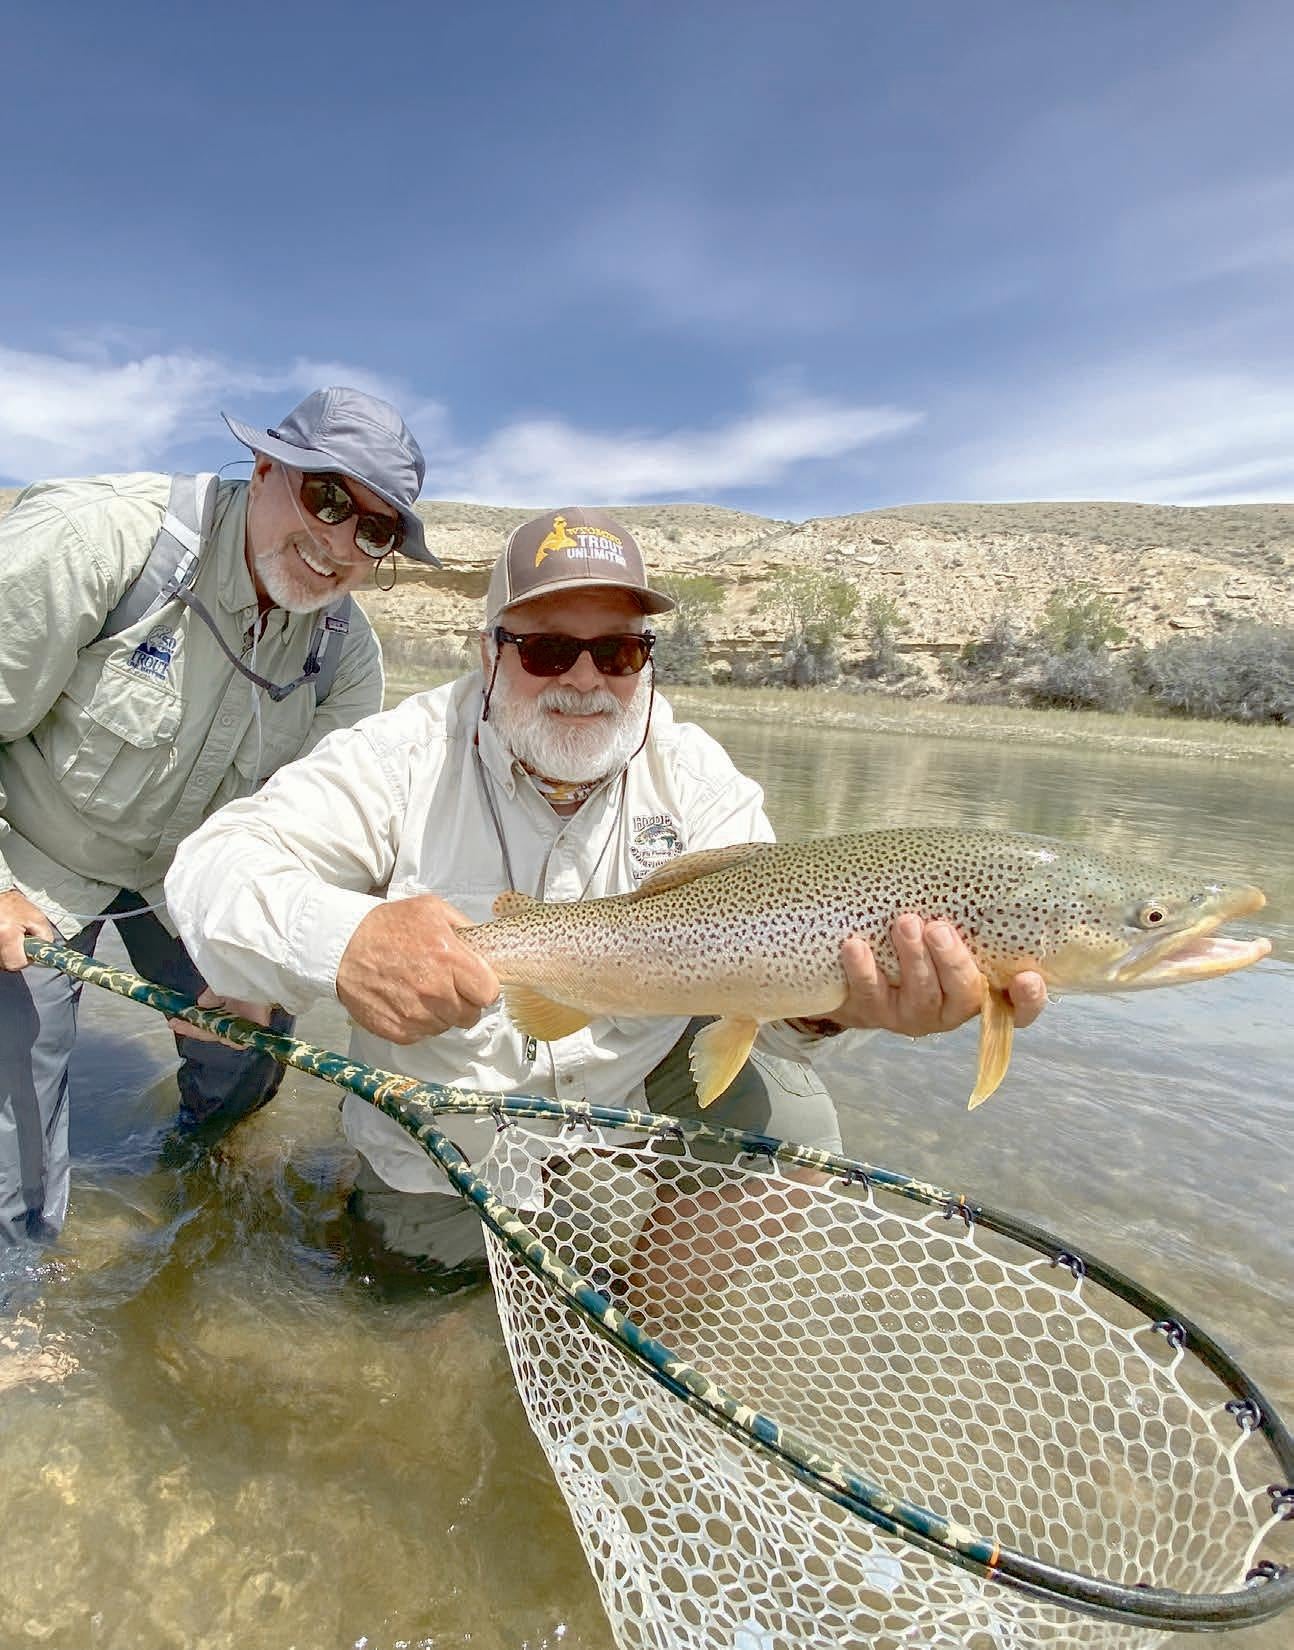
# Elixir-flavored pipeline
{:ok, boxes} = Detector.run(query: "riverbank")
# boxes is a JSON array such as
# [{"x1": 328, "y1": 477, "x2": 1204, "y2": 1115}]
[{"x1": 382, "y1": 672, "x2": 1294, "y2": 765}]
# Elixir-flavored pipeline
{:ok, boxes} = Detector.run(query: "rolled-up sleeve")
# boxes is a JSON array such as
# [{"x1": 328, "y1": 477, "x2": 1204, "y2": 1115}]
[{"x1": 166, "y1": 721, "x2": 404, "y2": 1011}]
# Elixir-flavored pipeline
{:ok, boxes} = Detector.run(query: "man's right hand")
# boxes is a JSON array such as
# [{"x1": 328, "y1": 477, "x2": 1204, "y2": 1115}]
[
  {"x1": 336, "y1": 895, "x2": 500, "y2": 1044},
  {"x1": 0, "y1": 888, "x2": 56, "y2": 971}
]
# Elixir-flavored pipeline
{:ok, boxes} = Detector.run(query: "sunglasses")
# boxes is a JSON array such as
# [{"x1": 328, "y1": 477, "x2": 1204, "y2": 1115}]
[
  {"x1": 495, "y1": 627, "x2": 655, "y2": 677},
  {"x1": 297, "y1": 471, "x2": 405, "y2": 558}
]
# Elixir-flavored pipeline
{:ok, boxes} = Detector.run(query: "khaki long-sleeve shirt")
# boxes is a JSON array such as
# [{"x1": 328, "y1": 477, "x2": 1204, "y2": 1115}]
[
  {"x1": 0, "y1": 472, "x2": 383, "y2": 933},
  {"x1": 167, "y1": 675, "x2": 855, "y2": 1192}
]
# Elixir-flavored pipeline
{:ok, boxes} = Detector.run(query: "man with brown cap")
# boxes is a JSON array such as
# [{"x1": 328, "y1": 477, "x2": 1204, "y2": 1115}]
[
  {"x1": 167, "y1": 506, "x2": 1046, "y2": 1273},
  {"x1": 0, "y1": 385, "x2": 435, "y2": 1243}
]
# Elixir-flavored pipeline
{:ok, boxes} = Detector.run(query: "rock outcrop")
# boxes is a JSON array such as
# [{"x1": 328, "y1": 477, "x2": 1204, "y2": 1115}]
[{"x1": 4, "y1": 488, "x2": 1290, "y2": 685}]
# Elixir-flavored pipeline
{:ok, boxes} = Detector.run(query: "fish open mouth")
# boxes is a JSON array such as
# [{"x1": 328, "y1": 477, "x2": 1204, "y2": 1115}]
[{"x1": 1126, "y1": 933, "x2": 1273, "y2": 987}]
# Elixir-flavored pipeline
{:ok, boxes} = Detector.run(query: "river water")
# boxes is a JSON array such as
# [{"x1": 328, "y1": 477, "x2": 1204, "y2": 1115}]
[{"x1": 2, "y1": 705, "x2": 1291, "y2": 1650}]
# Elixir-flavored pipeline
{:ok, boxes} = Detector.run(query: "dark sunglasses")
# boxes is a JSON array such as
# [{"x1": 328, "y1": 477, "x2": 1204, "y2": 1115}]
[
  {"x1": 298, "y1": 471, "x2": 405, "y2": 558},
  {"x1": 495, "y1": 627, "x2": 655, "y2": 677}
]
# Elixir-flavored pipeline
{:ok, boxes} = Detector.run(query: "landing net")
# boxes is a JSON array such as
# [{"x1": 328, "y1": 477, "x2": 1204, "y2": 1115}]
[
  {"x1": 29, "y1": 942, "x2": 1294, "y2": 1649},
  {"x1": 475, "y1": 1117, "x2": 1294, "y2": 1649}
]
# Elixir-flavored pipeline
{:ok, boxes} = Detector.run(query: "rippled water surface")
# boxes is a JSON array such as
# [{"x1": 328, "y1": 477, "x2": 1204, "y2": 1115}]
[{"x1": 3, "y1": 708, "x2": 1291, "y2": 1650}]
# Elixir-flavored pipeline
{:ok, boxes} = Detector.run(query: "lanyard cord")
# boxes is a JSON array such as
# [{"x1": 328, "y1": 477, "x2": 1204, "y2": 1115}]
[
  {"x1": 472, "y1": 724, "x2": 629, "y2": 901},
  {"x1": 173, "y1": 587, "x2": 320, "y2": 701}
]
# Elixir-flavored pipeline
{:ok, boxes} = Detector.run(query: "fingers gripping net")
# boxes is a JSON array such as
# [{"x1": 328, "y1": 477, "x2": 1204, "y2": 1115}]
[{"x1": 478, "y1": 1123, "x2": 1292, "y2": 1650}]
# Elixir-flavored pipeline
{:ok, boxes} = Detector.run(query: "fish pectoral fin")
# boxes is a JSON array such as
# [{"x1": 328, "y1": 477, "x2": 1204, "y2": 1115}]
[
  {"x1": 969, "y1": 987, "x2": 1015, "y2": 1110},
  {"x1": 630, "y1": 842, "x2": 771, "y2": 900},
  {"x1": 688, "y1": 1016, "x2": 760, "y2": 1108},
  {"x1": 493, "y1": 890, "x2": 542, "y2": 919},
  {"x1": 502, "y1": 984, "x2": 591, "y2": 1042}
]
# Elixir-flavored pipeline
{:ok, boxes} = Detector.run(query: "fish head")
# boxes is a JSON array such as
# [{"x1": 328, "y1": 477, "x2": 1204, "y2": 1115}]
[{"x1": 1039, "y1": 856, "x2": 1270, "y2": 992}]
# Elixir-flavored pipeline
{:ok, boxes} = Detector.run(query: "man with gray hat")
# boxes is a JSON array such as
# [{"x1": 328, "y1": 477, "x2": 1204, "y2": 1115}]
[
  {"x1": 166, "y1": 506, "x2": 1046, "y2": 1275},
  {"x1": 0, "y1": 385, "x2": 436, "y2": 1243}
]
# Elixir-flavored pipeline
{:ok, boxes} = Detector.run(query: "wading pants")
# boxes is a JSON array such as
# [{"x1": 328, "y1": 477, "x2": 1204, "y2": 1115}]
[
  {"x1": 349, "y1": 1018, "x2": 842, "y2": 1273},
  {"x1": 0, "y1": 890, "x2": 291, "y2": 1245}
]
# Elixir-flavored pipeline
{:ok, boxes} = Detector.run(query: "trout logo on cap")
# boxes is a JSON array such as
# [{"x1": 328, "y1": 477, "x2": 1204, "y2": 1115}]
[
  {"x1": 483, "y1": 505, "x2": 678, "y2": 629},
  {"x1": 533, "y1": 514, "x2": 627, "y2": 569}
]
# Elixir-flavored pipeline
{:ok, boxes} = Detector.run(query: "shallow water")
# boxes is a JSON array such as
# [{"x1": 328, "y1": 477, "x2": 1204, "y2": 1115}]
[{"x1": 3, "y1": 709, "x2": 1291, "y2": 1650}]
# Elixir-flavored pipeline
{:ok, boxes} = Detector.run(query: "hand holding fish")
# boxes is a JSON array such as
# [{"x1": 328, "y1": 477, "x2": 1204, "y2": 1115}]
[
  {"x1": 337, "y1": 894, "x2": 500, "y2": 1045},
  {"x1": 459, "y1": 829, "x2": 1269, "y2": 1111},
  {"x1": 827, "y1": 917, "x2": 1048, "y2": 1037}
]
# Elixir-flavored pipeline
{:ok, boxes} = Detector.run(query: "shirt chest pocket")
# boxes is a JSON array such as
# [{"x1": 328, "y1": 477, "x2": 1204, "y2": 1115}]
[{"x1": 55, "y1": 660, "x2": 183, "y2": 822}]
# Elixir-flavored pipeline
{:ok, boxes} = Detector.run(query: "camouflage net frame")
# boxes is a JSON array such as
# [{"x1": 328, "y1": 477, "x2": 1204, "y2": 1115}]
[{"x1": 28, "y1": 940, "x2": 1294, "y2": 1646}]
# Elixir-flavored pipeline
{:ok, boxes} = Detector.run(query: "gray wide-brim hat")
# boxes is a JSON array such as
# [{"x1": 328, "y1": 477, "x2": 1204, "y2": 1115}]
[
  {"x1": 484, "y1": 506, "x2": 676, "y2": 628},
  {"x1": 223, "y1": 385, "x2": 439, "y2": 566}
]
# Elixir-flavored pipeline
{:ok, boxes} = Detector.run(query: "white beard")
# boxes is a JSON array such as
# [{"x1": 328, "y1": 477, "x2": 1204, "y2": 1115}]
[
  {"x1": 251, "y1": 536, "x2": 347, "y2": 613},
  {"x1": 489, "y1": 674, "x2": 651, "y2": 783}
]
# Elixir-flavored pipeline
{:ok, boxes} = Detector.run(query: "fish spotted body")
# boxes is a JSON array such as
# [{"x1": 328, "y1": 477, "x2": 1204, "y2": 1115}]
[{"x1": 459, "y1": 828, "x2": 1269, "y2": 1109}]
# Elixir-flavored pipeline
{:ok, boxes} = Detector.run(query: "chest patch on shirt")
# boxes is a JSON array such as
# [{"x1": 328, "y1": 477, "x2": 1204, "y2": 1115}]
[
  {"x1": 630, "y1": 811, "x2": 684, "y2": 880},
  {"x1": 127, "y1": 625, "x2": 178, "y2": 681}
]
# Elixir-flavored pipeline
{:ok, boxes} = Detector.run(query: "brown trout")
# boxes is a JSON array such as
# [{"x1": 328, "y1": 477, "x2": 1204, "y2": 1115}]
[{"x1": 459, "y1": 828, "x2": 1270, "y2": 1109}]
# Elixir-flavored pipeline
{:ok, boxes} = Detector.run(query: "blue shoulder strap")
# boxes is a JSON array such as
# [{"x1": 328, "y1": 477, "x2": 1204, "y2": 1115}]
[
  {"x1": 304, "y1": 597, "x2": 353, "y2": 704},
  {"x1": 96, "y1": 473, "x2": 218, "y2": 643},
  {"x1": 96, "y1": 473, "x2": 350, "y2": 704}
]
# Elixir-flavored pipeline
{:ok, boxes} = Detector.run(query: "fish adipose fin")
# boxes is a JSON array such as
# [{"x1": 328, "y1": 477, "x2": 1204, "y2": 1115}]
[
  {"x1": 689, "y1": 1015, "x2": 760, "y2": 1107},
  {"x1": 502, "y1": 984, "x2": 591, "y2": 1042},
  {"x1": 969, "y1": 987, "x2": 1015, "y2": 1110},
  {"x1": 493, "y1": 890, "x2": 542, "y2": 919},
  {"x1": 631, "y1": 842, "x2": 771, "y2": 900}
]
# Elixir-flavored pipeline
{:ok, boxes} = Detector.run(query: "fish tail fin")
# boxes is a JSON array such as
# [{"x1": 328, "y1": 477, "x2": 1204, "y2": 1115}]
[
  {"x1": 689, "y1": 1016, "x2": 760, "y2": 1108},
  {"x1": 493, "y1": 890, "x2": 542, "y2": 919},
  {"x1": 969, "y1": 987, "x2": 1015, "y2": 1110},
  {"x1": 502, "y1": 984, "x2": 591, "y2": 1042}
]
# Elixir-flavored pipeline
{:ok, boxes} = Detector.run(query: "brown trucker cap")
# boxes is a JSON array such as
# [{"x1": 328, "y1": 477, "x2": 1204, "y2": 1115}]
[{"x1": 483, "y1": 507, "x2": 676, "y2": 628}]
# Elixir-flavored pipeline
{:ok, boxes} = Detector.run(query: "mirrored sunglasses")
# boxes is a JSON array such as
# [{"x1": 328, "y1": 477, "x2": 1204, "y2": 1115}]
[
  {"x1": 298, "y1": 471, "x2": 405, "y2": 558},
  {"x1": 495, "y1": 627, "x2": 655, "y2": 677}
]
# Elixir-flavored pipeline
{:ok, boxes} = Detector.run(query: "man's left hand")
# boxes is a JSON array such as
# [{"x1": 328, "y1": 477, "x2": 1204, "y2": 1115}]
[
  {"x1": 166, "y1": 988, "x2": 277, "y2": 1048},
  {"x1": 829, "y1": 915, "x2": 1047, "y2": 1038}
]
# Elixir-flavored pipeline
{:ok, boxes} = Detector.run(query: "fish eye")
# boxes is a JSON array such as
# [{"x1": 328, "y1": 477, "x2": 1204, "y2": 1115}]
[{"x1": 1139, "y1": 904, "x2": 1167, "y2": 927}]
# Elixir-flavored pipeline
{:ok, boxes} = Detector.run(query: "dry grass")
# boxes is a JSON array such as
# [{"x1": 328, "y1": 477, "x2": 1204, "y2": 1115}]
[{"x1": 378, "y1": 659, "x2": 1294, "y2": 764}]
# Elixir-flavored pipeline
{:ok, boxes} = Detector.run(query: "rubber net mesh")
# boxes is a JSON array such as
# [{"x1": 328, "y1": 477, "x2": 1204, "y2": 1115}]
[{"x1": 477, "y1": 1124, "x2": 1284, "y2": 1650}]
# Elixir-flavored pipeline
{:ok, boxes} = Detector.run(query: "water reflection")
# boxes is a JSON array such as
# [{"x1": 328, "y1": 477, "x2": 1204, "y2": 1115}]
[{"x1": 2, "y1": 712, "x2": 1291, "y2": 1650}]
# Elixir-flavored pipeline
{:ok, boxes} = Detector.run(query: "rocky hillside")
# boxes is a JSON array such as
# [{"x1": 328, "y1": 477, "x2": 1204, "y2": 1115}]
[
  {"x1": 4, "y1": 487, "x2": 1291, "y2": 681},
  {"x1": 364, "y1": 498, "x2": 1294, "y2": 679}
]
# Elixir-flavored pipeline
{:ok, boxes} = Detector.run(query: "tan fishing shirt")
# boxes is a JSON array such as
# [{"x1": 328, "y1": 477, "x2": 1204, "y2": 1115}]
[
  {"x1": 167, "y1": 674, "x2": 849, "y2": 1192},
  {"x1": 0, "y1": 473, "x2": 383, "y2": 933}
]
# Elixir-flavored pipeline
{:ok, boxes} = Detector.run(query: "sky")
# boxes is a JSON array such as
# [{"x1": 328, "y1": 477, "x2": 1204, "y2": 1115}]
[{"x1": 2, "y1": 0, "x2": 1292, "y2": 518}]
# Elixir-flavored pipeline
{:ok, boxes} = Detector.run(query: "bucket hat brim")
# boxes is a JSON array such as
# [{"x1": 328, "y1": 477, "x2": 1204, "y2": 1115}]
[{"x1": 223, "y1": 412, "x2": 439, "y2": 567}]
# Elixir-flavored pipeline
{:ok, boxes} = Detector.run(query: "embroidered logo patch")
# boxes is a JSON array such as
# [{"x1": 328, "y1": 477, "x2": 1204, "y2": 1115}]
[
  {"x1": 127, "y1": 625, "x2": 178, "y2": 681},
  {"x1": 629, "y1": 811, "x2": 684, "y2": 880},
  {"x1": 534, "y1": 513, "x2": 628, "y2": 570}
]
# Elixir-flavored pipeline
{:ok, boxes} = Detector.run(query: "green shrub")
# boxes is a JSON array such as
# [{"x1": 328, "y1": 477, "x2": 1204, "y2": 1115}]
[
  {"x1": 1135, "y1": 625, "x2": 1294, "y2": 723},
  {"x1": 1022, "y1": 649, "x2": 1133, "y2": 712},
  {"x1": 1036, "y1": 583, "x2": 1128, "y2": 654}
]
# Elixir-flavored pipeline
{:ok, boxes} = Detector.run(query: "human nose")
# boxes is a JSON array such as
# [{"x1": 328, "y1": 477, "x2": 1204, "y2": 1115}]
[{"x1": 561, "y1": 645, "x2": 604, "y2": 691}]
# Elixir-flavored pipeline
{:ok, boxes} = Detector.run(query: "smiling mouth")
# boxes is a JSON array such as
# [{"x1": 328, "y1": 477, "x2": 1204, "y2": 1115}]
[{"x1": 295, "y1": 542, "x2": 340, "y2": 580}]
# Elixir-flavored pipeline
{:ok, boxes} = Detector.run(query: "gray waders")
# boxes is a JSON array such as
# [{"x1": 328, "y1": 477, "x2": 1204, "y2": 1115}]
[
  {"x1": 348, "y1": 1018, "x2": 842, "y2": 1277},
  {"x1": 0, "y1": 892, "x2": 292, "y2": 1245}
]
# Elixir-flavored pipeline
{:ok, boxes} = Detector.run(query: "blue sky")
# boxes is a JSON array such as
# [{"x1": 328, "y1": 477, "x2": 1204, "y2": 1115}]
[{"x1": 2, "y1": 0, "x2": 1291, "y2": 517}]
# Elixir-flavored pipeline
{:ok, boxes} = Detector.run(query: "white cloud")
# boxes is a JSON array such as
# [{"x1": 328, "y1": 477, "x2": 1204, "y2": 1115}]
[
  {"x1": 0, "y1": 344, "x2": 437, "y2": 483},
  {"x1": 0, "y1": 343, "x2": 922, "y2": 507},
  {"x1": 425, "y1": 396, "x2": 923, "y2": 505},
  {"x1": 953, "y1": 368, "x2": 1294, "y2": 504}
]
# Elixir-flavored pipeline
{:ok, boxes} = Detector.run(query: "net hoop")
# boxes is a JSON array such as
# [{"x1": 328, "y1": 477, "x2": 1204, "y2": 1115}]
[{"x1": 27, "y1": 939, "x2": 1294, "y2": 1635}]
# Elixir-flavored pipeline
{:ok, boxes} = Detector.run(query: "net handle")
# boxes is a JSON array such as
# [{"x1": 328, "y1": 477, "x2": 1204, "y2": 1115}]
[{"x1": 26, "y1": 938, "x2": 1294, "y2": 1632}]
